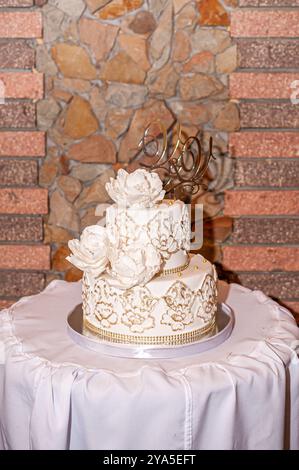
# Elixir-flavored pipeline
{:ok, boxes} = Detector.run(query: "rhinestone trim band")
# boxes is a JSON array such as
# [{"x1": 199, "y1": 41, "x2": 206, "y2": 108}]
[
  {"x1": 84, "y1": 317, "x2": 216, "y2": 346},
  {"x1": 159, "y1": 256, "x2": 190, "y2": 277}
]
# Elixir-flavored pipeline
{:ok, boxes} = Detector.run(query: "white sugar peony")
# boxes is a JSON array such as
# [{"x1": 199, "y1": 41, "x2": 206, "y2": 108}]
[
  {"x1": 67, "y1": 225, "x2": 108, "y2": 276},
  {"x1": 108, "y1": 244, "x2": 162, "y2": 289},
  {"x1": 105, "y1": 169, "x2": 165, "y2": 208}
]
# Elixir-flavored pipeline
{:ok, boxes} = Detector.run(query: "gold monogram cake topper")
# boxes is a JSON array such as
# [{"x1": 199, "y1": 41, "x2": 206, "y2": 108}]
[{"x1": 139, "y1": 120, "x2": 215, "y2": 202}]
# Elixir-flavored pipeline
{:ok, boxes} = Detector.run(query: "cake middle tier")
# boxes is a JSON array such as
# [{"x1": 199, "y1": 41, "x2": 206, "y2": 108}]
[{"x1": 105, "y1": 199, "x2": 190, "y2": 270}]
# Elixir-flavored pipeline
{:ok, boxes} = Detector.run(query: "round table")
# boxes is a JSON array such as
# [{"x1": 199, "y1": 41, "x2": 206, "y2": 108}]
[{"x1": 0, "y1": 280, "x2": 298, "y2": 450}]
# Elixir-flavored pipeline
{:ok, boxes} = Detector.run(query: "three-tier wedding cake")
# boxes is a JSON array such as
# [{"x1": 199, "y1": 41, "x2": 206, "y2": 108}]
[{"x1": 67, "y1": 168, "x2": 217, "y2": 347}]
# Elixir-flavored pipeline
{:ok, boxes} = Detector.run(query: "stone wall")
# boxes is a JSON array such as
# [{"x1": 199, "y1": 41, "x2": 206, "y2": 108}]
[{"x1": 36, "y1": 0, "x2": 238, "y2": 283}]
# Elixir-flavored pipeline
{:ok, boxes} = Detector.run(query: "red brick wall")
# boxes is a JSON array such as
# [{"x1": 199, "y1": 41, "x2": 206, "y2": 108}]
[
  {"x1": 224, "y1": 0, "x2": 299, "y2": 321},
  {"x1": 0, "y1": 0, "x2": 49, "y2": 309}
]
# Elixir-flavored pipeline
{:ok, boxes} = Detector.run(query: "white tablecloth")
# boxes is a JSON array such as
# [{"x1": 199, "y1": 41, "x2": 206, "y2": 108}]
[{"x1": 0, "y1": 280, "x2": 298, "y2": 450}]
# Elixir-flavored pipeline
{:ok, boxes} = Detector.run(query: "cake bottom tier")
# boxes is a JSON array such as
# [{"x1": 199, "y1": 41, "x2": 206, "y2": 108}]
[{"x1": 82, "y1": 254, "x2": 218, "y2": 346}]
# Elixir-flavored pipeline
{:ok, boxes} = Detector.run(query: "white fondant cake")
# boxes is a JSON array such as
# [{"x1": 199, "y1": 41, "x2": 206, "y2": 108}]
[{"x1": 67, "y1": 169, "x2": 217, "y2": 346}]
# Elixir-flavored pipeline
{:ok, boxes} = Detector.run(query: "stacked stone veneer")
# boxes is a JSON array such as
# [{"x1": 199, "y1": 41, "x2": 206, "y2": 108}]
[
  {"x1": 0, "y1": 0, "x2": 49, "y2": 310},
  {"x1": 35, "y1": 1, "x2": 238, "y2": 285},
  {"x1": 224, "y1": 1, "x2": 299, "y2": 320}
]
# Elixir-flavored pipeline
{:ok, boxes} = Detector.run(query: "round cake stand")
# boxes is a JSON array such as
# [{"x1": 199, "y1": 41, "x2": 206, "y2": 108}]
[{"x1": 67, "y1": 303, "x2": 234, "y2": 359}]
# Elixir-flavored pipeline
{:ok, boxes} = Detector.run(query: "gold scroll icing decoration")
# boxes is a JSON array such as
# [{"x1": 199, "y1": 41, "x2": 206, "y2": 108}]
[
  {"x1": 194, "y1": 273, "x2": 217, "y2": 322},
  {"x1": 83, "y1": 276, "x2": 119, "y2": 328},
  {"x1": 83, "y1": 273, "x2": 217, "y2": 335},
  {"x1": 161, "y1": 281, "x2": 195, "y2": 331},
  {"x1": 120, "y1": 287, "x2": 158, "y2": 334}
]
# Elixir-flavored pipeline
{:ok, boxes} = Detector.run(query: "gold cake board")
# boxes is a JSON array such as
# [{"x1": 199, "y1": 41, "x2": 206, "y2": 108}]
[{"x1": 67, "y1": 303, "x2": 234, "y2": 359}]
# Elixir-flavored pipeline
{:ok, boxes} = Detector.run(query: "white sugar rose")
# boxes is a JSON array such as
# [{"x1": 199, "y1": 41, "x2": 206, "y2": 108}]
[
  {"x1": 105, "y1": 169, "x2": 165, "y2": 208},
  {"x1": 108, "y1": 244, "x2": 161, "y2": 289},
  {"x1": 67, "y1": 225, "x2": 108, "y2": 276}
]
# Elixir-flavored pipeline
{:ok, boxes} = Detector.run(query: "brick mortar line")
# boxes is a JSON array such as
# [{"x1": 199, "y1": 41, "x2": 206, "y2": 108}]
[
  {"x1": 222, "y1": 241, "x2": 299, "y2": 246},
  {"x1": 0, "y1": 240, "x2": 44, "y2": 243},
  {"x1": 0, "y1": 212, "x2": 49, "y2": 218},
  {"x1": 0, "y1": 156, "x2": 40, "y2": 160},
  {"x1": 0, "y1": 70, "x2": 39, "y2": 73},
  {"x1": 0, "y1": 130, "x2": 43, "y2": 132},
  {"x1": 0, "y1": 184, "x2": 40, "y2": 189},
  {"x1": 0, "y1": 157, "x2": 40, "y2": 162},
  {"x1": 0, "y1": 269, "x2": 48, "y2": 272},
  {"x1": 0, "y1": 184, "x2": 42, "y2": 189},
  {"x1": 236, "y1": 37, "x2": 299, "y2": 41},
  {"x1": 0, "y1": 214, "x2": 42, "y2": 218},
  {"x1": 239, "y1": 127, "x2": 299, "y2": 131},
  {"x1": 223, "y1": 242, "x2": 299, "y2": 247},
  {"x1": 0, "y1": 127, "x2": 39, "y2": 133},
  {"x1": 231, "y1": 129, "x2": 299, "y2": 132},
  {"x1": 233, "y1": 36, "x2": 299, "y2": 40},
  {"x1": 0, "y1": 8, "x2": 38, "y2": 12},
  {"x1": 226, "y1": 215, "x2": 299, "y2": 219},
  {"x1": 0, "y1": 185, "x2": 46, "y2": 189},
  {"x1": 0, "y1": 156, "x2": 44, "y2": 160},
  {"x1": 233, "y1": 159, "x2": 299, "y2": 164},
  {"x1": 221, "y1": 270, "x2": 299, "y2": 274},
  {"x1": 233, "y1": 157, "x2": 299, "y2": 161},
  {"x1": 0, "y1": 267, "x2": 50, "y2": 271},
  {"x1": 1, "y1": 98, "x2": 38, "y2": 102},
  {"x1": 0, "y1": 37, "x2": 36, "y2": 41},
  {"x1": 235, "y1": 98, "x2": 299, "y2": 103},
  {"x1": 0, "y1": 68, "x2": 37, "y2": 73},
  {"x1": 235, "y1": 7, "x2": 299, "y2": 10},
  {"x1": 228, "y1": 186, "x2": 298, "y2": 192},
  {"x1": 0, "y1": 127, "x2": 39, "y2": 132},
  {"x1": 233, "y1": 70, "x2": 299, "y2": 73},
  {"x1": 236, "y1": 69, "x2": 299, "y2": 73},
  {"x1": 0, "y1": 213, "x2": 47, "y2": 216},
  {"x1": 0, "y1": 157, "x2": 46, "y2": 159},
  {"x1": 233, "y1": 186, "x2": 299, "y2": 190},
  {"x1": 0, "y1": 241, "x2": 48, "y2": 245}
]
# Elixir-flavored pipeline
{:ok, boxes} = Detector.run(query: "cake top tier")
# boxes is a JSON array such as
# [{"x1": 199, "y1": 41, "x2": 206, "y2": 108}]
[{"x1": 67, "y1": 169, "x2": 191, "y2": 290}]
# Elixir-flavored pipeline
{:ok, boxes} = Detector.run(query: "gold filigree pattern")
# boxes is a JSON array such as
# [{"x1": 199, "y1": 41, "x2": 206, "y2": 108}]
[
  {"x1": 161, "y1": 281, "x2": 195, "y2": 331},
  {"x1": 82, "y1": 274, "x2": 92, "y2": 317},
  {"x1": 94, "y1": 279, "x2": 118, "y2": 328},
  {"x1": 83, "y1": 272, "x2": 217, "y2": 337},
  {"x1": 149, "y1": 204, "x2": 190, "y2": 257},
  {"x1": 120, "y1": 287, "x2": 158, "y2": 333},
  {"x1": 150, "y1": 214, "x2": 179, "y2": 259},
  {"x1": 194, "y1": 274, "x2": 218, "y2": 322}
]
